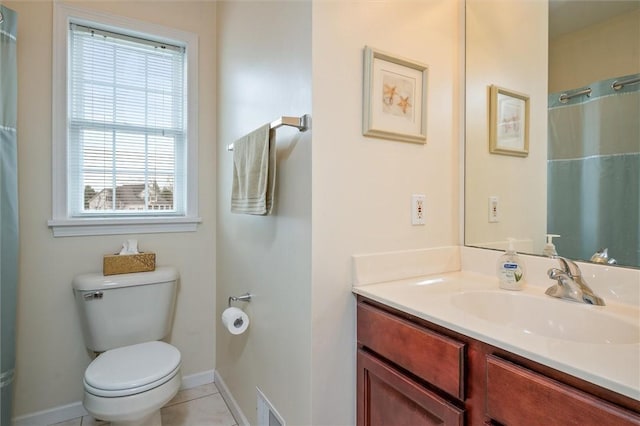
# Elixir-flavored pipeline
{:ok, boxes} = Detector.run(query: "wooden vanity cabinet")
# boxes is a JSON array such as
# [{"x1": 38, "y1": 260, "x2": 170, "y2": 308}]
[
  {"x1": 486, "y1": 355, "x2": 640, "y2": 426},
  {"x1": 357, "y1": 301, "x2": 466, "y2": 426},
  {"x1": 356, "y1": 296, "x2": 640, "y2": 426},
  {"x1": 358, "y1": 349, "x2": 464, "y2": 426}
]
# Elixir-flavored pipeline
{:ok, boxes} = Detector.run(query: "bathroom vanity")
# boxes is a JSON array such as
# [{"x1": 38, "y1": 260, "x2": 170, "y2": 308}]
[{"x1": 353, "y1": 267, "x2": 640, "y2": 426}]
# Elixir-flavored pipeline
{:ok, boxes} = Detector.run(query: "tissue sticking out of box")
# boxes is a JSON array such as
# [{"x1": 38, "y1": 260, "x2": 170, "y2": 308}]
[{"x1": 119, "y1": 239, "x2": 139, "y2": 255}]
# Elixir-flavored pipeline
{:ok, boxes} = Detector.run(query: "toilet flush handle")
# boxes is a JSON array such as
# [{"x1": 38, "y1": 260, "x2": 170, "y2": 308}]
[{"x1": 83, "y1": 291, "x2": 104, "y2": 300}]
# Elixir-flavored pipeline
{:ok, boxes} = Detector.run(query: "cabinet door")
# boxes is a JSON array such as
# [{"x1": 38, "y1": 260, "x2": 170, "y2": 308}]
[
  {"x1": 358, "y1": 349, "x2": 464, "y2": 426},
  {"x1": 486, "y1": 355, "x2": 640, "y2": 426}
]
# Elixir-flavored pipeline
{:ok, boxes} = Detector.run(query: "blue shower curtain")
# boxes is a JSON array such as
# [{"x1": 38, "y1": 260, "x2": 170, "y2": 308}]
[
  {"x1": 548, "y1": 74, "x2": 640, "y2": 267},
  {"x1": 0, "y1": 5, "x2": 18, "y2": 425}
]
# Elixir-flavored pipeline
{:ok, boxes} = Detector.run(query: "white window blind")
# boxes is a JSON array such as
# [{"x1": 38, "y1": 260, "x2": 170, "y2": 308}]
[{"x1": 68, "y1": 23, "x2": 186, "y2": 217}]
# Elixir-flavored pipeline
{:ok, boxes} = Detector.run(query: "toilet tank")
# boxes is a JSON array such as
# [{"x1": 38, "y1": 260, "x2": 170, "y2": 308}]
[{"x1": 72, "y1": 267, "x2": 178, "y2": 352}]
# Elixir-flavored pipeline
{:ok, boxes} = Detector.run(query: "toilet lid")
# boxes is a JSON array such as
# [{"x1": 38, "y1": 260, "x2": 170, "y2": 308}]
[{"x1": 84, "y1": 341, "x2": 181, "y2": 396}]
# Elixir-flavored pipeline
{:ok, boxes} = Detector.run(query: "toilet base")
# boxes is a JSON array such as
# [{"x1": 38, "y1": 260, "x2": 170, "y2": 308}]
[
  {"x1": 111, "y1": 410, "x2": 161, "y2": 426},
  {"x1": 84, "y1": 369, "x2": 180, "y2": 426}
]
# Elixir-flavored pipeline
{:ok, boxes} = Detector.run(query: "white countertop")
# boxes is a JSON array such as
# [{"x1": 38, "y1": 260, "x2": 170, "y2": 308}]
[{"x1": 353, "y1": 270, "x2": 640, "y2": 401}]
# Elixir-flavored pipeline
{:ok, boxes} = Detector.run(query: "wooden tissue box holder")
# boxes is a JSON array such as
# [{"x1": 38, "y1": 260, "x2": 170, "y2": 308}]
[{"x1": 103, "y1": 253, "x2": 156, "y2": 276}]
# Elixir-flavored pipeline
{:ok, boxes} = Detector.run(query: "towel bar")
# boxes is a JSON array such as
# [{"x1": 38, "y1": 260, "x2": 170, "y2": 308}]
[{"x1": 227, "y1": 114, "x2": 311, "y2": 151}]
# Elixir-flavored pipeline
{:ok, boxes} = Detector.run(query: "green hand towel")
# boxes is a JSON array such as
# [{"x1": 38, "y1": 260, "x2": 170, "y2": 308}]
[{"x1": 231, "y1": 124, "x2": 276, "y2": 215}]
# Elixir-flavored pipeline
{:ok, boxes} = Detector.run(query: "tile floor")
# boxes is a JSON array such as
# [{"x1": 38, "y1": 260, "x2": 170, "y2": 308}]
[{"x1": 50, "y1": 383, "x2": 238, "y2": 426}]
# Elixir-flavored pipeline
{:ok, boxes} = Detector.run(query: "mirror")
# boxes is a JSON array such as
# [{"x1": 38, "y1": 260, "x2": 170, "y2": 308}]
[{"x1": 465, "y1": 0, "x2": 640, "y2": 268}]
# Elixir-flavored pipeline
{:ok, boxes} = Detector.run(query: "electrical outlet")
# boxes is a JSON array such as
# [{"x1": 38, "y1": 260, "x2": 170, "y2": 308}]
[
  {"x1": 411, "y1": 194, "x2": 426, "y2": 225},
  {"x1": 488, "y1": 196, "x2": 499, "y2": 223}
]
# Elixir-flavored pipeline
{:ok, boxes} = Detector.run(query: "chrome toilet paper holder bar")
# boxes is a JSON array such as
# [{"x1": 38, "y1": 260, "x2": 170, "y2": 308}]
[{"x1": 228, "y1": 293, "x2": 252, "y2": 307}]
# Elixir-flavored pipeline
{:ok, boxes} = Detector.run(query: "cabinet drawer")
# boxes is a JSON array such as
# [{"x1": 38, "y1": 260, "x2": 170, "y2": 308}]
[
  {"x1": 486, "y1": 355, "x2": 640, "y2": 426},
  {"x1": 357, "y1": 302, "x2": 466, "y2": 399}
]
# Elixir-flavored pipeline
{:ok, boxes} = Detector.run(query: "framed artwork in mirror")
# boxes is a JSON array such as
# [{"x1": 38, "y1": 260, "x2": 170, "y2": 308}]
[
  {"x1": 489, "y1": 85, "x2": 529, "y2": 157},
  {"x1": 363, "y1": 46, "x2": 428, "y2": 144}
]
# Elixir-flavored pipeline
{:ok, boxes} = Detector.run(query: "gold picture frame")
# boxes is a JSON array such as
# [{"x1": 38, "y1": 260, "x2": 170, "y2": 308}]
[
  {"x1": 489, "y1": 85, "x2": 529, "y2": 157},
  {"x1": 363, "y1": 46, "x2": 428, "y2": 144}
]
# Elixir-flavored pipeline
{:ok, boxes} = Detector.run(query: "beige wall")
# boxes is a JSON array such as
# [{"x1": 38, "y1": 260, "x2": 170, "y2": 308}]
[
  {"x1": 464, "y1": 0, "x2": 548, "y2": 254},
  {"x1": 311, "y1": 1, "x2": 461, "y2": 424},
  {"x1": 549, "y1": 9, "x2": 640, "y2": 93},
  {"x1": 12, "y1": 0, "x2": 462, "y2": 423},
  {"x1": 216, "y1": 1, "x2": 461, "y2": 425},
  {"x1": 7, "y1": 0, "x2": 217, "y2": 417},
  {"x1": 215, "y1": 2, "x2": 312, "y2": 425}
]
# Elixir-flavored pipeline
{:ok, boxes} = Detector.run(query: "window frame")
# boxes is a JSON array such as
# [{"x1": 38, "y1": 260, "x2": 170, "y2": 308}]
[{"x1": 49, "y1": 3, "x2": 200, "y2": 237}]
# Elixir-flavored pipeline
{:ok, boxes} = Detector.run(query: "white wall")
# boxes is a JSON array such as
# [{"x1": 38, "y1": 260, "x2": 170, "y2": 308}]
[
  {"x1": 464, "y1": 0, "x2": 548, "y2": 254},
  {"x1": 311, "y1": 1, "x2": 461, "y2": 424},
  {"x1": 215, "y1": 2, "x2": 312, "y2": 425},
  {"x1": 7, "y1": 0, "x2": 217, "y2": 417}
]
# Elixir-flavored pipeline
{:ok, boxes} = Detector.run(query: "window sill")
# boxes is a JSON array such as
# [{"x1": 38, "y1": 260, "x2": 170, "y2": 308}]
[{"x1": 47, "y1": 216, "x2": 202, "y2": 237}]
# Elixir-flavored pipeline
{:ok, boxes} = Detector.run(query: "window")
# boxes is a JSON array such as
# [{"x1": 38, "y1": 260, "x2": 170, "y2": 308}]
[
  {"x1": 69, "y1": 23, "x2": 183, "y2": 216},
  {"x1": 49, "y1": 4, "x2": 200, "y2": 236}
]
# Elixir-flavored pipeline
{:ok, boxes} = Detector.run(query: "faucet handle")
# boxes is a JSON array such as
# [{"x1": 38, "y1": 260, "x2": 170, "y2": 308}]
[
  {"x1": 547, "y1": 268, "x2": 566, "y2": 281},
  {"x1": 556, "y1": 257, "x2": 582, "y2": 277}
]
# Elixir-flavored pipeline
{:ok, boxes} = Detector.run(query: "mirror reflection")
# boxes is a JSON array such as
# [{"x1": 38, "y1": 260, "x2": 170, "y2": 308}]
[{"x1": 465, "y1": 0, "x2": 640, "y2": 268}]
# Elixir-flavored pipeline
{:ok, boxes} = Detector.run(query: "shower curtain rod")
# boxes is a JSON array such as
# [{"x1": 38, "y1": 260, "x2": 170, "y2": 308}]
[
  {"x1": 612, "y1": 76, "x2": 640, "y2": 91},
  {"x1": 559, "y1": 88, "x2": 591, "y2": 103},
  {"x1": 559, "y1": 75, "x2": 640, "y2": 103}
]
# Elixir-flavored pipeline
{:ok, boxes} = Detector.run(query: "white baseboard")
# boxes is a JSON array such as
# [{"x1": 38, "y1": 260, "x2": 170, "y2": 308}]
[
  {"x1": 181, "y1": 369, "x2": 215, "y2": 390},
  {"x1": 214, "y1": 370, "x2": 249, "y2": 426},
  {"x1": 14, "y1": 400, "x2": 88, "y2": 426},
  {"x1": 13, "y1": 370, "x2": 216, "y2": 426}
]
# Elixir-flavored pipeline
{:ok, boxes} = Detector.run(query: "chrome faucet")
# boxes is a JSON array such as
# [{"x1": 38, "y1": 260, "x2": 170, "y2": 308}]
[
  {"x1": 545, "y1": 257, "x2": 605, "y2": 305},
  {"x1": 590, "y1": 247, "x2": 617, "y2": 265}
]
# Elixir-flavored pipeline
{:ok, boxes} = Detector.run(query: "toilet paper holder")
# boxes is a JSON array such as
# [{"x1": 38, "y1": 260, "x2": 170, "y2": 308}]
[{"x1": 228, "y1": 292, "x2": 252, "y2": 307}]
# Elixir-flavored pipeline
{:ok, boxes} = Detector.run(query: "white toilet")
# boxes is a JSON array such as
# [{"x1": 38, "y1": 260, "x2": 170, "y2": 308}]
[{"x1": 72, "y1": 267, "x2": 182, "y2": 426}]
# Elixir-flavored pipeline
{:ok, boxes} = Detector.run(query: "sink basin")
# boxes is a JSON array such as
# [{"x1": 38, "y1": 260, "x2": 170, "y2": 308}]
[{"x1": 451, "y1": 291, "x2": 640, "y2": 344}]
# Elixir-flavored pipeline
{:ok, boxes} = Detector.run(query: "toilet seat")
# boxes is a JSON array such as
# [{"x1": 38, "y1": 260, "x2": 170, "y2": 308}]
[{"x1": 84, "y1": 341, "x2": 181, "y2": 398}]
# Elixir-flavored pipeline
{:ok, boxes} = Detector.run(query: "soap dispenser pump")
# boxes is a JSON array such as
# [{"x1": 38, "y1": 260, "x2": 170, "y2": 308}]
[
  {"x1": 496, "y1": 238, "x2": 526, "y2": 291},
  {"x1": 542, "y1": 234, "x2": 560, "y2": 257}
]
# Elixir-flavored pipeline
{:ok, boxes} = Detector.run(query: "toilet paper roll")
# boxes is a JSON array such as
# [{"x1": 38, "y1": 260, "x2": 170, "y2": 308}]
[{"x1": 222, "y1": 307, "x2": 250, "y2": 335}]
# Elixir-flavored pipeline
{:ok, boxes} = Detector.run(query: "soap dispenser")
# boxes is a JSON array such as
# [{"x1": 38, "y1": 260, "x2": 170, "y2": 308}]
[
  {"x1": 496, "y1": 238, "x2": 526, "y2": 291},
  {"x1": 542, "y1": 234, "x2": 560, "y2": 257}
]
